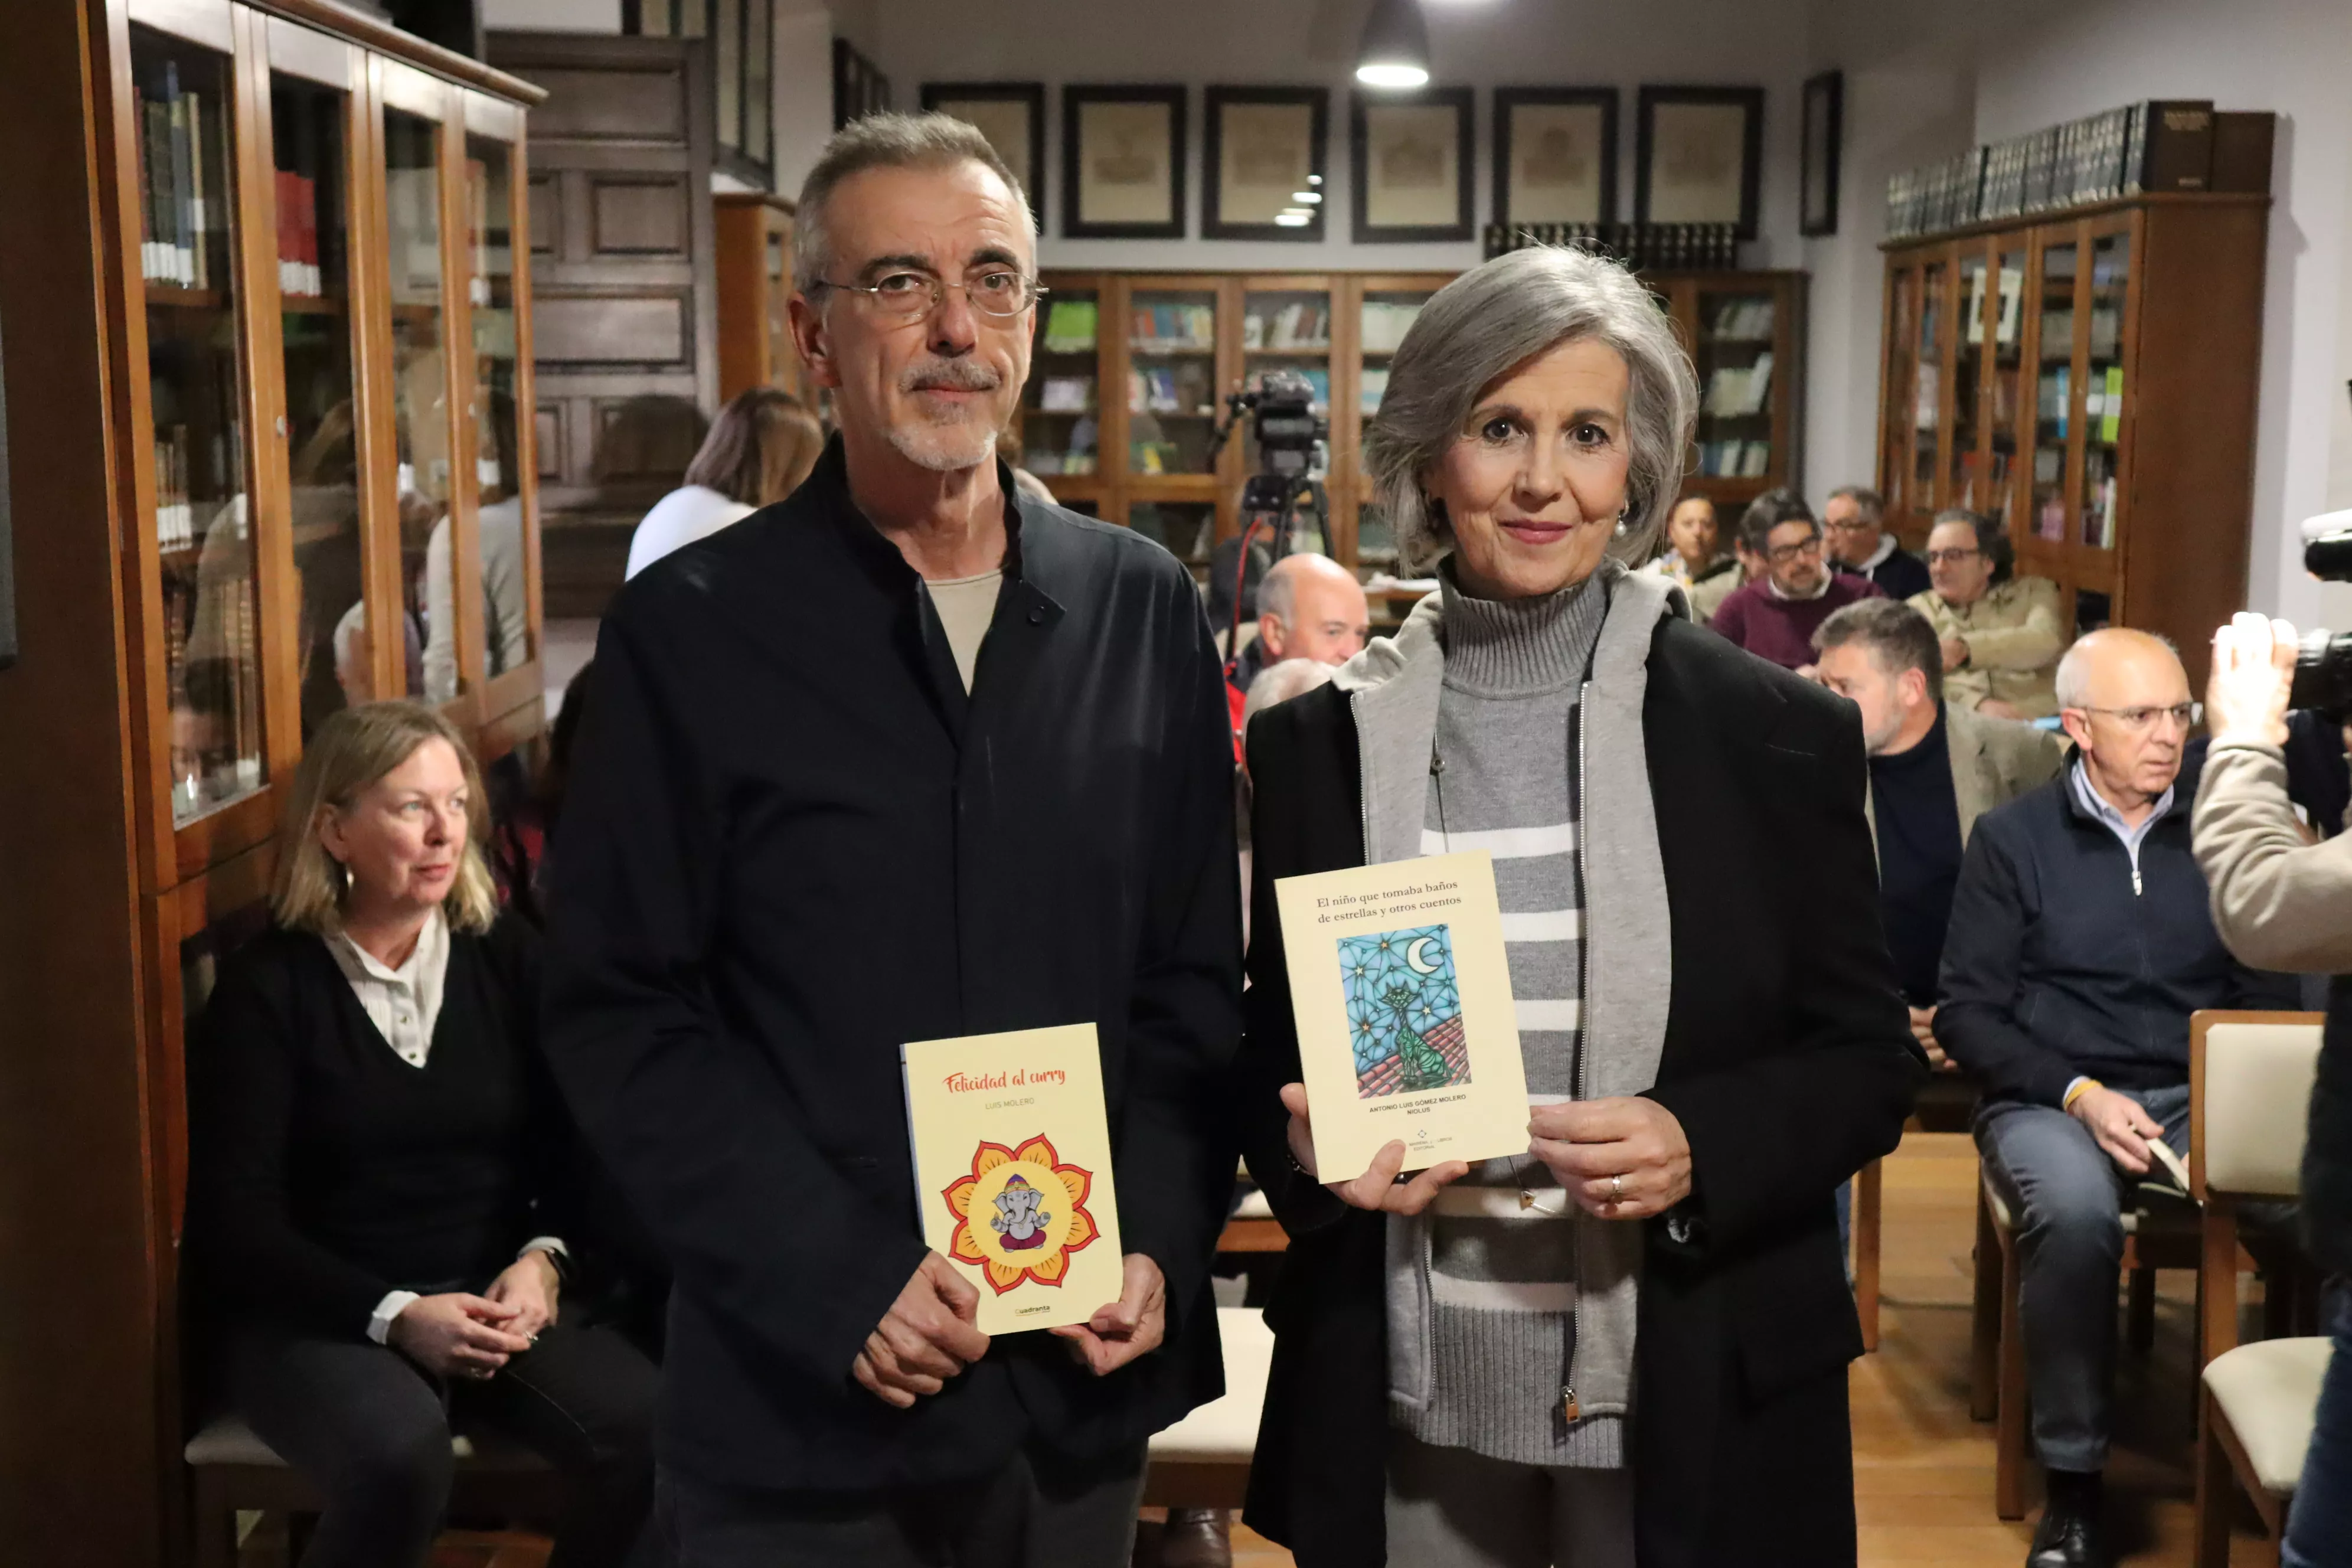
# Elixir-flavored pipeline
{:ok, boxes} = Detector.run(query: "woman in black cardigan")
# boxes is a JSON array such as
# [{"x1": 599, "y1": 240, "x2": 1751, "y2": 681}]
[
  {"x1": 1236, "y1": 248, "x2": 1924, "y2": 1566},
  {"x1": 187, "y1": 701, "x2": 659, "y2": 1568}
]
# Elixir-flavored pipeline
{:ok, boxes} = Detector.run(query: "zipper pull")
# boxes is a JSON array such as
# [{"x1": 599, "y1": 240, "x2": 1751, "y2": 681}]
[
  {"x1": 2132, "y1": 866, "x2": 2143, "y2": 897},
  {"x1": 1562, "y1": 1384, "x2": 1580, "y2": 1423}
]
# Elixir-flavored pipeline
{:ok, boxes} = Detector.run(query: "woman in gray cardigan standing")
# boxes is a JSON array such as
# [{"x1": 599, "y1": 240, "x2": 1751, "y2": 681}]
[{"x1": 1236, "y1": 246, "x2": 1921, "y2": 1566}]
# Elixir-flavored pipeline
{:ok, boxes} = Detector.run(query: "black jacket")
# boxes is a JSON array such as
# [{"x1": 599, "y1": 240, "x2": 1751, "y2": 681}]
[
  {"x1": 1837, "y1": 545, "x2": 1930, "y2": 602},
  {"x1": 1938, "y1": 765, "x2": 2299, "y2": 1108},
  {"x1": 185, "y1": 917, "x2": 569, "y2": 1338},
  {"x1": 541, "y1": 442, "x2": 1243, "y2": 1491},
  {"x1": 1236, "y1": 618, "x2": 1923, "y2": 1567}
]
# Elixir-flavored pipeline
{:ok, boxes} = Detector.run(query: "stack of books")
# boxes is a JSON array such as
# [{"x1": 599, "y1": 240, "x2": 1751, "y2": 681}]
[
  {"x1": 1242, "y1": 302, "x2": 1331, "y2": 351},
  {"x1": 1481, "y1": 221, "x2": 1742, "y2": 272},
  {"x1": 136, "y1": 62, "x2": 216, "y2": 289},
  {"x1": 1708, "y1": 298, "x2": 1775, "y2": 341},
  {"x1": 275, "y1": 171, "x2": 323, "y2": 298},
  {"x1": 1694, "y1": 440, "x2": 1772, "y2": 478},
  {"x1": 1701, "y1": 352, "x2": 1773, "y2": 419},
  {"x1": 1131, "y1": 303, "x2": 1216, "y2": 352},
  {"x1": 152, "y1": 426, "x2": 196, "y2": 550},
  {"x1": 1041, "y1": 299, "x2": 1097, "y2": 354}
]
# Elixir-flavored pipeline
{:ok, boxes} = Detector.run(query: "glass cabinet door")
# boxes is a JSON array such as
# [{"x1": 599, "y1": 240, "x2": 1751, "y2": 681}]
[
  {"x1": 1909, "y1": 260, "x2": 1945, "y2": 516},
  {"x1": 1126, "y1": 288, "x2": 1220, "y2": 476},
  {"x1": 465, "y1": 133, "x2": 529, "y2": 681},
  {"x1": 1693, "y1": 285, "x2": 1778, "y2": 482},
  {"x1": 2079, "y1": 227, "x2": 2131, "y2": 551},
  {"x1": 272, "y1": 67, "x2": 367, "y2": 742},
  {"x1": 1950, "y1": 249, "x2": 1986, "y2": 512},
  {"x1": 384, "y1": 106, "x2": 453, "y2": 703},
  {"x1": 1987, "y1": 240, "x2": 2028, "y2": 531},
  {"x1": 1357, "y1": 289, "x2": 1432, "y2": 468},
  {"x1": 132, "y1": 25, "x2": 264, "y2": 824},
  {"x1": 1882, "y1": 266, "x2": 1918, "y2": 521},
  {"x1": 1025, "y1": 280, "x2": 1099, "y2": 478},
  {"x1": 1241, "y1": 285, "x2": 1332, "y2": 489},
  {"x1": 2030, "y1": 239, "x2": 2079, "y2": 544}
]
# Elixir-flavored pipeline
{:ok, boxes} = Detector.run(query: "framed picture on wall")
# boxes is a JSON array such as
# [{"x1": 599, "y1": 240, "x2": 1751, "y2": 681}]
[
  {"x1": 1063, "y1": 86, "x2": 1187, "y2": 239},
  {"x1": 1351, "y1": 87, "x2": 1474, "y2": 243},
  {"x1": 832, "y1": 38, "x2": 892, "y2": 130},
  {"x1": 1203, "y1": 87, "x2": 1328, "y2": 241},
  {"x1": 1800, "y1": 71, "x2": 1843, "y2": 237},
  {"x1": 1635, "y1": 86, "x2": 1763, "y2": 239},
  {"x1": 922, "y1": 83, "x2": 1047, "y2": 221},
  {"x1": 1493, "y1": 89, "x2": 1616, "y2": 229}
]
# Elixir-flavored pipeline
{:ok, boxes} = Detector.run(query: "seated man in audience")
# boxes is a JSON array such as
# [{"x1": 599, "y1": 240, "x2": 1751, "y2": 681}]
[
  {"x1": 1226, "y1": 551, "x2": 1370, "y2": 694},
  {"x1": 1707, "y1": 487, "x2": 1883, "y2": 672},
  {"x1": 1812, "y1": 599, "x2": 2063, "y2": 1066},
  {"x1": 1939, "y1": 628, "x2": 2298, "y2": 1568},
  {"x1": 1910, "y1": 508, "x2": 2065, "y2": 720},
  {"x1": 1639, "y1": 492, "x2": 1743, "y2": 622},
  {"x1": 1824, "y1": 484, "x2": 1931, "y2": 600}
]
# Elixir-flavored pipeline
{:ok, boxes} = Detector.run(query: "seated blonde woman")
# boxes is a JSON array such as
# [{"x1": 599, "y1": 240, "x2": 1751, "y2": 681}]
[{"x1": 185, "y1": 701, "x2": 659, "y2": 1568}]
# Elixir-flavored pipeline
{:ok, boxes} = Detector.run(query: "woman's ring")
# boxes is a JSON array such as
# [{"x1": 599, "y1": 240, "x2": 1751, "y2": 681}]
[{"x1": 1609, "y1": 1174, "x2": 1624, "y2": 1200}]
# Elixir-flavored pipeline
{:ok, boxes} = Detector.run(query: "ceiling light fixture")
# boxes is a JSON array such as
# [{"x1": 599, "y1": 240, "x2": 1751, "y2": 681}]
[
  {"x1": 1354, "y1": 0, "x2": 1430, "y2": 90},
  {"x1": 1293, "y1": 191, "x2": 1323, "y2": 203},
  {"x1": 1274, "y1": 211, "x2": 1314, "y2": 227}
]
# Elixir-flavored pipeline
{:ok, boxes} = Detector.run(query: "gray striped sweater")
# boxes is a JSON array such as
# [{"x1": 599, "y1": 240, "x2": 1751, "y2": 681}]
[{"x1": 1395, "y1": 567, "x2": 1619, "y2": 1468}]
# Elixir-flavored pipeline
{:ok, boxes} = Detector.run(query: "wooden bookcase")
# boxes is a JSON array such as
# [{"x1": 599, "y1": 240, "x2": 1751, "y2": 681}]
[
  {"x1": 715, "y1": 190, "x2": 806, "y2": 404},
  {"x1": 1017, "y1": 267, "x2": 1807, "y2": 579},
  {"x1": 0, "y1": 2, "x2": 542, "y2": 1554},
  {"x1": 1877, "y1": 193, "x2": 2269, "y2": 684}
]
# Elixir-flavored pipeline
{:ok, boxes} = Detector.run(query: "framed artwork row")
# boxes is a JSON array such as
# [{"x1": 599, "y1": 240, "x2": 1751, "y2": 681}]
[{"x1": 915, "y1": 82, "x2": 1772, "y2": 243}]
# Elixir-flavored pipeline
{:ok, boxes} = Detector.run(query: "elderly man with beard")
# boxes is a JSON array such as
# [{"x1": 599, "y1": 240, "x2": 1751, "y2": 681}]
[{"x1": 542, "y1": 114, "x2": 1242, "y2": 1568}]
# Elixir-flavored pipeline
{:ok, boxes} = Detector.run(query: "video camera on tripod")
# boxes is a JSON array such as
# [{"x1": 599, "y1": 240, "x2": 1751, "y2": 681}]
[
  {"x1": 1207, "y1": 370, "x2": 1334, "y2": 662},
  {"x1": 2287, "y1": 509, "x2": 2352, "y2": 716}
]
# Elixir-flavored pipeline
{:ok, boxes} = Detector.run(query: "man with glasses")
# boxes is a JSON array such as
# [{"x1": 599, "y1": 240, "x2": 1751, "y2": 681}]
[
  {"x1": 1824, "y1": 485, "x2": 1930, "y2": 600},
  {"x1": 1939, "y1": 629, "x2": 2296, "y2": 1568},
  {"x1": 543, "y1": 113, "x2": 1241, "y2": 1567},
  {"x1": 1706, "y1": 487, "x2": 1883, "y2": 672},
  {"x1": 1910, "y1": 508, "x2": 2065, "y2": 720}
]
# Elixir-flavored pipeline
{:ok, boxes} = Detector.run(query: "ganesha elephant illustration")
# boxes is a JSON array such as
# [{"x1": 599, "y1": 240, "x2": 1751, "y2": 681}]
[{"x1": 990, "y1": 1174, "x2": 1052, "y2": 1251}]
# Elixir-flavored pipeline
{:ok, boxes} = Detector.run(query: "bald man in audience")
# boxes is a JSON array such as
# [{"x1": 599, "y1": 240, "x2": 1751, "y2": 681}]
[
  {"x1": 1227, "y1": 553, "x2": 1371, "y2": 694},
  {"x1": 1937, "y1": 628, "x2": 2297, "y2": 1568}
]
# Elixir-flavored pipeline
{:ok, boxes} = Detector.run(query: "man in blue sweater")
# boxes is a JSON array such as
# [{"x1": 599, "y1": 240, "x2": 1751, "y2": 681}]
[{"x1": 1940, "y1": 628, "x2": 2298, "y2": 1568}]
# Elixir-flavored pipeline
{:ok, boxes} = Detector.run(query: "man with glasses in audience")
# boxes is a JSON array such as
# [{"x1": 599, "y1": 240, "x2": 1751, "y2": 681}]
[
  {"x1": 1824, "y1": 485, "x2": 1931, "y2": 600},
  {"x1": 1939, "y1": 629, "x2": 2297, "y2": 1568},
  {"x1": 1706, "y1": 487, "x2": 1883, "y2": 672},
  {"x1": 543, "y1": 113, "x2": 1241, "y2": 1568},
  {"x1": 1910, "y1": 508, "x2": 2065, "y2": 720}
]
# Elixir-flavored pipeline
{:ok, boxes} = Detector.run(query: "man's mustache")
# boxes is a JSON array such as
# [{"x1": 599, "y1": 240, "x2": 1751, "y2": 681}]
[{"x1": 902, "y1": 360, "x2": 1002, "y2": 393}]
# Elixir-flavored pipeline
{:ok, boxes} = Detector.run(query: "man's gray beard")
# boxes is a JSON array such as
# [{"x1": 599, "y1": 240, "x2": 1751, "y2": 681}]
[{"x1": 887, "y1": 418, "x2": 998, "y2": 473}]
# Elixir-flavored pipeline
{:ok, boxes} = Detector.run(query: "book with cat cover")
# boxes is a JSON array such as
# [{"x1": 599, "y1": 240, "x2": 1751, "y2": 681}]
[
  {"x1": 1273, "y1": 850, "x2": 1530, "y2": 1182},
  {"x1": 901, "y1": 1023, "x2": 1124, "y2": 1335}
]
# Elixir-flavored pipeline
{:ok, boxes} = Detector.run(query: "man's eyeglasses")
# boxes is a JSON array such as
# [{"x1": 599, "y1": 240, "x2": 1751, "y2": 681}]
[
  {"x1": 812, "y1": 268, "x2": 1045, "y2": 322},
  {"x1": 1924, "y1": 547, "x2": 1982, "y2": 566},
  {"x1": 1765, "y1": 535, "x2": 1823, "y2": 564},
  {"x1": 2071, "y1": 702, "x2": 2202, "y2": 733},
  {"x1": 1824, "y1": 517, "x2": 1879, "y2": 533}
]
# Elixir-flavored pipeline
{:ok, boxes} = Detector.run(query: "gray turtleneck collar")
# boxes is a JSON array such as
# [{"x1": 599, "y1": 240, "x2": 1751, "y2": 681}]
[{"x1": 1436, "y1": 558, "x2": 1609, "y2": 697}]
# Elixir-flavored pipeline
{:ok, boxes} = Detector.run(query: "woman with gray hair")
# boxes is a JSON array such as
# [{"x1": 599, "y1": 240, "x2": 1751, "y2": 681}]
[{"x1": 1236, "y1": 246, "x2": 1920, "y2": 1566}]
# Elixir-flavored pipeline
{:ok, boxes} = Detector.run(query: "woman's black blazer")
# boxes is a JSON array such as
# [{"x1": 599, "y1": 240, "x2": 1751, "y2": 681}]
[{"x1": 1236, "y1": 615, "x2": 1923, "y2": 1567}]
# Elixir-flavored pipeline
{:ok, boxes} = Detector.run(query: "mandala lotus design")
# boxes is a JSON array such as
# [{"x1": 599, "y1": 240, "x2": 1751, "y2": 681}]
[{"x1": 941, "y1": 1134, "x2": 1101, "y2": 1297}]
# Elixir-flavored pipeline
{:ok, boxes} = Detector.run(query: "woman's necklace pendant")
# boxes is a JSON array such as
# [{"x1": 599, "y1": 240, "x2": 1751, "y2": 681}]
[{"x1": 1518, "y1": 1190, "x2": 1536, "y2": 1211}]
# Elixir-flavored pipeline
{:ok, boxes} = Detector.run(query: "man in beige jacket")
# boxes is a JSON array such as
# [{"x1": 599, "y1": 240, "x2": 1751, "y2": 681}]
[
  {"x1": 1909, "y1": 509, "x2": 2066, "y2": 720},
  {"x1": 1815, "y1": 599, "x2": 2066, "y2": 1063}
]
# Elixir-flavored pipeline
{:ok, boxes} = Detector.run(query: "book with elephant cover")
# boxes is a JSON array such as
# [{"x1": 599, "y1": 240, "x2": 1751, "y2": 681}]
[
  {"x1": 1273, "y1": 851, "x2": 1530, "y2": 1182},
  {"x1": 900, "y1": 1023, "x2": 1123, "y2": 1334}
]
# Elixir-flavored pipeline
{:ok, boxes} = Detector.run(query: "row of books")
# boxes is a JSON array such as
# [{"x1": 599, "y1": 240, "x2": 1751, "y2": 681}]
[
  {"x1": 1482, "y1": 221, "x2": 1745, "y2": 273},
  {"x1": 275, "y1": 171, "x2": 325, "y2": 299},
  {"x1": 1693, "y1": 440, "x2": 1772, "y2": 479},
  {"x1": 1243, "y1": 303, "x2": 1330, "y2": 352},
  {"x1": 1886, "y1": 102, "x2": 2273, "y2": 241},
  {"x1": 1131, "y1": 440, "x2": 1193, "y2": 475},
  {"x1": 1036, "y1": 376, "x2": 1095, "y2": 413},
  {"x1": 153, "y1": 427, "x2": 201, "y2": 550},
  {"x1": 1025, "y1": 450, "x2": 1098, "y2": 476},
  {"x1": 1360, "y1": 300, "x2": 1425, "y2": 356},
  {"x1": 1041, "y1": 300, "x2": 1099, "y2": 354},
  {"x1": 137, "y1": 64, "x2": 217, "y2": 289},
  {"x1": 1701, "y1": 353, "x2": 1773, "y2": 418},
  {"x1": 1128, "y1": 365, "x2": 1215, "y2": 416},
  {"x1": 1132, "y1": 303, "x2": 1217, "y2": 352},
  {"x1": 2032, "y1": 366, "x2": 2126, "y2": 442}
]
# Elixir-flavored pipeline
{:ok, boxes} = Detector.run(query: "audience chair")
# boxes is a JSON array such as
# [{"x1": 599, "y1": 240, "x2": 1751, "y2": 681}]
[
  {"x1": 185, "y1": 1416, "x2": 561, "y2": 1568},
  {"x1": 1143, "y1": 1305, "x2": 1276, "y2": 1511},
  {"x1": 1855, "y1": 1068, "x2": 1979, "y2": 1353},
  {"x1": 1969, "y1": 1153, "x2": 2202, "y2": 1519},
  {"x1": 2190, "y1": 1010, "x2": 2328, "y2": 1568}
]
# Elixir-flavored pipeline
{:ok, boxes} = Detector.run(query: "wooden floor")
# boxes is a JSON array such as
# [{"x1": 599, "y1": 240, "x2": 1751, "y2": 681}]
[{"x1": 352, "y1": 1131, "x2": 2277, "y2": 1568}]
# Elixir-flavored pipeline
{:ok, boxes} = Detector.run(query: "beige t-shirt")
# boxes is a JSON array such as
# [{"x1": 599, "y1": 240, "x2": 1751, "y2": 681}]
[{"x1": 926, "y1": 570, "x2": 1003, "y2": 693}]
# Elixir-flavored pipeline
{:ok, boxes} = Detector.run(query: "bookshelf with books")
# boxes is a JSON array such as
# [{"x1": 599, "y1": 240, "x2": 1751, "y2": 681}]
[
  {"x1": 1879, "y1": 191, "x2": 2269, "y2": 686},
  {"x1": 1013, "y1": 269, "x2": 1802, "y2": 578},
  {"x1": 0, "y1": 8, "x2": 544, "y2": 1551}
]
